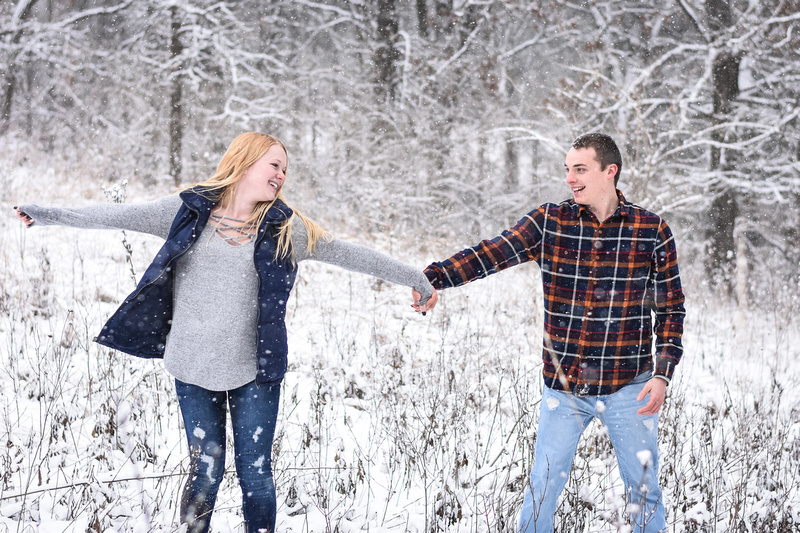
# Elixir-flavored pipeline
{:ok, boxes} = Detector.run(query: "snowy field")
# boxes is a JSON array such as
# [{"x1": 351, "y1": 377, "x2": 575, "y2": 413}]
[{"x1": 1, "y1": 161, "x2": 799, "y2": 532}]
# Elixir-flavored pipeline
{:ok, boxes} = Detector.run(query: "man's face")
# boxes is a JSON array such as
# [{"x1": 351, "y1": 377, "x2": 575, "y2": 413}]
[{"x1": 564, "y1": 147, "x2": 617, "y2": 207}]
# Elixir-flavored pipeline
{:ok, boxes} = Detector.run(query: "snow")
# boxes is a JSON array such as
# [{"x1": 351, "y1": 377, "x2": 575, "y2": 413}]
[
  {"x1": 636, "y1": 450, "x2": 652, "y2": 467},
  {"x1": 1, "y1": 168, "x2": 799, "y2": 532}
]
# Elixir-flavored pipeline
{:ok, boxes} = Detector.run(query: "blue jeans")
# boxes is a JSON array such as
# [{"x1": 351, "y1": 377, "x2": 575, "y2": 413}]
[
  {"x1": 519, "y1": 374, "x2": 665, "y2": 532},
  {"x1": 175, "y1": 379, "x2": 280, "y2": 533}
]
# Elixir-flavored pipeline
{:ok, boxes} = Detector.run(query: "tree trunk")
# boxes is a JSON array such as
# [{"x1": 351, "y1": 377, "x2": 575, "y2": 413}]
[
  {"x1": 0, "y1": 0, "x2": 40, "y2": 136},
  {"x1": 709, "y1": 52, "x2": 740, "y2": 170},
  {"x1": 434, "y1": 1, "x2": 454, "y2": 37},
  {"x1": 375, "y1": 0, "x2": 399, "y2": 102},
  {"x1": 416, "y1": 0, "x2": 428, "y2": 38},
  {"x1": 704, "y1": 0, "x2": 741, "y2": 292},
  {"x1": 707, "y1": 188, "x2": 738, "y2": 283},
  {"x1": 169, "y1": 6, "x2": 184, "y2": 186},
  {"x1": 705, "y1": 0, "x2": 732, "y2": 31},
  {"x1": 0, "y1": 68, "x2": 17, "y2": 137},
  {"x1": 459, "y1": 3, "x2": 479, "y2": 48},
  {"x1": 505, "y1": 138, "x2": 518, "y2": 192}
]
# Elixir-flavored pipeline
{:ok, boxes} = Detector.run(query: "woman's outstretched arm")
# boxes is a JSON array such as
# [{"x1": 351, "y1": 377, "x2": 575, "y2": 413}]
[
  {"x1": 292, "y1": 218, "x2": 434, "y2": 304},
  {"x1": 15, "y1": 194, "x2": 183, "y2": 238}
]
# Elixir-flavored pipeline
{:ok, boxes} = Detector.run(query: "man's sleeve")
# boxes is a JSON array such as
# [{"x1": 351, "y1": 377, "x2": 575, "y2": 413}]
[
  {"x1": 424, "y1": 207, "x2": 546, "y2": 290},
  {"x1": 651, "y1": 219, "x2": 686, "y2": 381}
]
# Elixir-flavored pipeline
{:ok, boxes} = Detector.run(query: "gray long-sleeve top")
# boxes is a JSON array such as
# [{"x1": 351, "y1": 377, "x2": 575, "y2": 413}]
[{"x1": 21, "y1": 195, "x2": 433, "y2": 390}]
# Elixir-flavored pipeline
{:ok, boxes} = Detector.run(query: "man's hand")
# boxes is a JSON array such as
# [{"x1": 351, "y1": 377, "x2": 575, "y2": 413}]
[
  {"x1": 412, "y1": 288, "x2": 438, "y2": 314},
  {"x1": 636, "y1": 377, "x2": 667, "y2": 415}
]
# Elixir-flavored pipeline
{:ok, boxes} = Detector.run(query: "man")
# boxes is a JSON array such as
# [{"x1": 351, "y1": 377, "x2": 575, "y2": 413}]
[{"x1": 413, "y1": 133, "x2": 685, "y2": 532}]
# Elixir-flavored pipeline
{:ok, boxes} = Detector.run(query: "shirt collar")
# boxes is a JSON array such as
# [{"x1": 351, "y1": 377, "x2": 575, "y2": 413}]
[
  {"x1": 566, "y1": 189, "x2": 632, "y2": 219},
  {"x1": 615, "y1": 189, "x2": 633, "y2": 217}
]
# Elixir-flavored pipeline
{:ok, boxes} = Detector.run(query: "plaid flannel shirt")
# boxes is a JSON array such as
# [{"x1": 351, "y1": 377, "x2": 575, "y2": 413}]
[{"x1": 425, "y1": 191, "x2": 685, "y2": 396}]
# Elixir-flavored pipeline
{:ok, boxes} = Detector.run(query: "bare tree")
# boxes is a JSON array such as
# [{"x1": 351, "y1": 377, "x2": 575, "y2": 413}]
[
  {"x1": 1, "y1": 0, "x2": 798, "y2": 291},
  {"x1": 375, "y1": 0, "x2": 400, "y2": 102},
  {"x1": 168, "y1": 5, "x2": 184, "y2": 186},
  {"x1": 705, "y1": 0, "x2": 742, "y2": 291},
  {"x1": 0, "y1": 0, "x2": 40, "y2": 136},
  {"x1": 416, "y1": 0, "x2": 429, "y2": 38}
]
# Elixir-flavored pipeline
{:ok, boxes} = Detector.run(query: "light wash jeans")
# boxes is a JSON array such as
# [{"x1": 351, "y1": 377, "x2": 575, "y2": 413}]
[
  {"x1": 518, "y1": 373, "x2": 665, "y2": 532},
  {"x1": 176, "y1": 379, "x2": 281, "y2": 533}
]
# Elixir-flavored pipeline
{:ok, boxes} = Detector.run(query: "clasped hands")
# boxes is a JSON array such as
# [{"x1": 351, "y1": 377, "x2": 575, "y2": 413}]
[{"x1": 411, "y1": 289, "x2": 438, "y2": 314}]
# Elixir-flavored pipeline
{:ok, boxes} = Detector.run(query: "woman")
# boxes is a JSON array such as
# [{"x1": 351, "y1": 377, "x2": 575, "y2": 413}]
[{"x1": 15, "y1": 132, "x2": 434, "y2": 533}]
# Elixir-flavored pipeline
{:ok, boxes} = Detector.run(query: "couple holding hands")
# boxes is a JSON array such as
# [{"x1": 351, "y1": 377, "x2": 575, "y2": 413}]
[{"x1": 16, "y1": 131, "x2": 684, "y2": 533}]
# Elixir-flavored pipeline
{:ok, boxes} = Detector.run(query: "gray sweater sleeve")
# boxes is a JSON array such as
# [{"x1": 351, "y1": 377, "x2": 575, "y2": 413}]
[
  {"x1": 291, "y1": 218, "x2": 434, "y2": 301},
  {"x1": 19, "y1": 194, "x2": 183, "y2": 239}
]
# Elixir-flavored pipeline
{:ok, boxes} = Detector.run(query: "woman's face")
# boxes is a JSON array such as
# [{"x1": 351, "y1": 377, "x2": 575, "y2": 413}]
[{"x1": 238, "y1": 144, "x2": 288, "y2": 205}]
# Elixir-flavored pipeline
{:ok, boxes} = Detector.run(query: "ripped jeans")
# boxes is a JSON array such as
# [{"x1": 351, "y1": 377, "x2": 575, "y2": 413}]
[
  {"x1": 175, "y1": 379, "x2": 281, "y2": 533},
  {"x1": 518, "y1": 373, "x2": 665, "y2": 533}
]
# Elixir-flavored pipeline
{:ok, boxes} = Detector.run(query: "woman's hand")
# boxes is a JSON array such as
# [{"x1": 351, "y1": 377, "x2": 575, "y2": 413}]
[{"x1": 14, "y1": 207, "x2": 34, "y2": 227}]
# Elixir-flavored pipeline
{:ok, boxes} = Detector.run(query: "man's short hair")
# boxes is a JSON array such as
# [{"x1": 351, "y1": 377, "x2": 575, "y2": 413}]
[{"x1": 572, "y1": 133, "x2": 623, "y2": 185}]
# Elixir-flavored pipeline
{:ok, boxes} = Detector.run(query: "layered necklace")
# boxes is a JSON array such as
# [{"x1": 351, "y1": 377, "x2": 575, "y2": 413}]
[{"x1": 209, "y1": 213, "x2": 256, "y2": 245}]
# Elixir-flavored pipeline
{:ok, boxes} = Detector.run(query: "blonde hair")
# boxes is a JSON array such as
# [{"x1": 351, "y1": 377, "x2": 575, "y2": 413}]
[{"x1": 191, "y1": 132, "x2": 328, "y2": 262}]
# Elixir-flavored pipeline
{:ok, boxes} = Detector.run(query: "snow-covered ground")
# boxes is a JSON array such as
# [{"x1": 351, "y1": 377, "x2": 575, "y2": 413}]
[{"x1": 1, "y1": 157, "x2": 799, "y2": 532}]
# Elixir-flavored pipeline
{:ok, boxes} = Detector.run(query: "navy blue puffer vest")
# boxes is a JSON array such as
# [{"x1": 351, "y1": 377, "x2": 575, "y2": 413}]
[{"x1": 95, "y1": 187, "x2": 297, "y2": 384}]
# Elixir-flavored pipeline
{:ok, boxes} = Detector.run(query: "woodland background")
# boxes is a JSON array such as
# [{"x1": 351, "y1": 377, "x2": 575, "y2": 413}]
[{"x1": 2, "y1": 0, "x2": 799, "y2": 299}]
